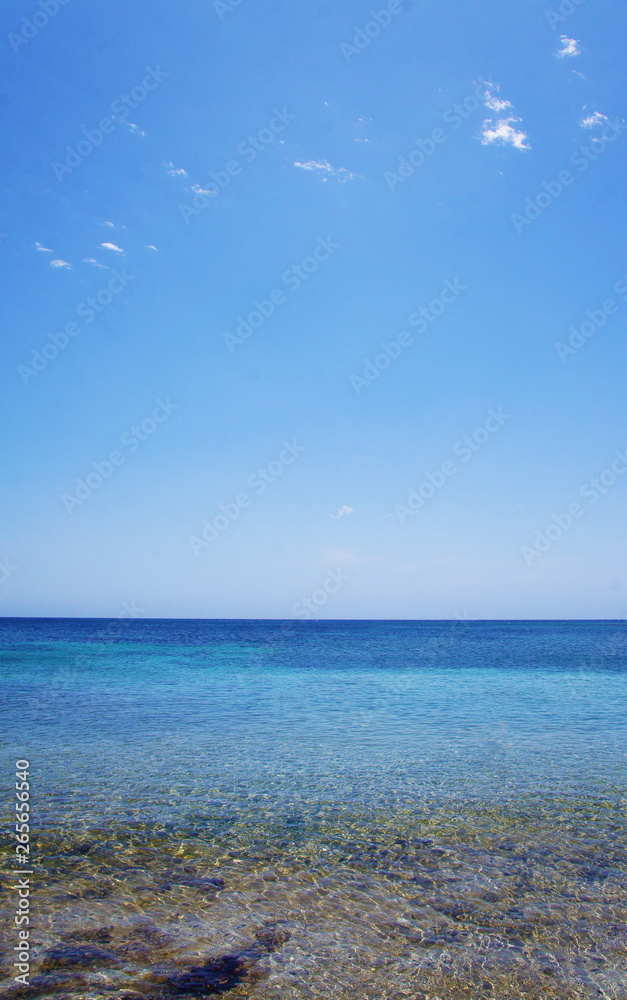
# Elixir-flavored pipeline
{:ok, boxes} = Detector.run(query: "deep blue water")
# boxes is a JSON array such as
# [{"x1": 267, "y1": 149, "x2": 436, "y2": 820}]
[
  {"x1": 1, "y1": 619, "x2": 625, "y2": 825},
  {"x1": 1, "y1": 620, "x2": 626, "y2": 999}
]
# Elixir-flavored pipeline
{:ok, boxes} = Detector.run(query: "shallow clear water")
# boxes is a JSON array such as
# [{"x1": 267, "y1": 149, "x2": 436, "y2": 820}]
[{"x1": 0, "y1": 619, "x2": 626, "y2": 999}]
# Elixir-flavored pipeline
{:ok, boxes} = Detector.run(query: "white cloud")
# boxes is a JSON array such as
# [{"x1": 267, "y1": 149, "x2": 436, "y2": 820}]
[
  {"x1": 50, "y1": 259, "x2": 72, "y2": 269},
  {"x1": 330, "y1": 506, "x2": 354, "y2": 519},
  {"x1": 163, "y1": 160, "x2": 188, "y2": 177},
  {"x1": 580, "y1": 111, "x2": 609, "y2": 128},
  {"x1": 35, "y1": 241, "x2": 53, "y2": 252},
  {"x1": 100, "y1": 220, "x2": 127, "y2": 230},
  {"x1": 354, "y1": 117, "x2": 373, "y2": 143},
  {"x1": 556, "y1": 35, "x2": 581, "y2": 58},
  {"x1": 481, "y1": 119, "x2": 530, "y2": 150},
  {"x1": 479, "y1": 81, "x2": 530, "y2": 150},
  {"x1": 295, "y1": 159, "x2": 329, "y2": 171},
  {"x1": 144, "y1": 244, "x2": 158, "y2": 251},
  {"x1": 294, "y1": 159, "x2": 358, "y2": 182},
  {"x1": 83, "y1": 257, "x2": 109, "y2": 269},
  {"x1": 122, "y1": 122, "x2": 146, "y2": 136},
  {"x1": 190, "y1": 184, "x2": 213, "y2": 196},
  {"x1": 99, "y1": 242, "x2": 125, "y2": 254},
  {"x1": 484, "y1": 94, "x2": 512, "y2": 114}
]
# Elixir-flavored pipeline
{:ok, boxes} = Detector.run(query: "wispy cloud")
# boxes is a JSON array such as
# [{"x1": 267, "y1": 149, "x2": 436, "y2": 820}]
[
  {"x1": 330, "y1": 505, "x2": 354, "y2": 519},
  {"x1": 484, "y1": 93, "x2": 511, "y2": 114},
  {"x1": 122, "y1": 121, "x2": 146, "y2": 136},
  {"x1": 479, "y1": 81, "x2": 530, "y2": 151},
  {"x1": 50, "y1": 259, "x2": 72, "y2": 269},
  {"x1": 556, "y1": 35, "x2": 581, "y2": 58},
  {"x1": 294, "y1": 159, "x2": 358, "y2": 182},
  {"x1": 83, "y1": 257, "x2": 109, "y2": 269},
  {"x1": 99, "y1": 242, "x2": 125, "y2": 254},
  {"x1": 190, "y1": 184, "x2": 213, "y2": 196},
  {"x1": 354, "y1": 116, "x2": 373, "y2": 143},
  {"x1": 144, "y1": 244, "x2": 158, "y2": 251},
  {"x1": 35, "y1": 241, "x2": 53, "y2": 252},
  {"x1": 163, "y1": 160, "x2": 188, "y2": 177},
  {"x1": 580, "y1": 111, "x2": 609, "y2": 128}
]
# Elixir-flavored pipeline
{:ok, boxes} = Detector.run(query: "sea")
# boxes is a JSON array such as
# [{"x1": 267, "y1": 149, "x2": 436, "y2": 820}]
[{"x1": 0, "y1": 619, "x2": 625, "y2": 1000}]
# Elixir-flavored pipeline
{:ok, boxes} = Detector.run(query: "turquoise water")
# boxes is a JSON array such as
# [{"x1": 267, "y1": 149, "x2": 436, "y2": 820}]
[{"x1": 0, "y1": 619, "x2": 626, "y2": 999}]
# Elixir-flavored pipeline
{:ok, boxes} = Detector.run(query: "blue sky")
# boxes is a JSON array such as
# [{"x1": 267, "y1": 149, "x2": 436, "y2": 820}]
[{"x1": 1, "y1": 0, "x2": 626, "y2": 619}]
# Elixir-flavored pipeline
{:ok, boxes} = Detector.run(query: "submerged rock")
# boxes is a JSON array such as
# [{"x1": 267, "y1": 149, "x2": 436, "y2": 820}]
[
  {"x1": 167, "y1": 954, "x2": 252, "y2": 994},
  {"x1": 74, "y1": 841, "x2": 95, "y2": 854},
  {"x1": 63, "y1": 926, "x2": 113, "y2": 944},
  {"x1": 40, "y1": 944, "x2": 118, "y2": 971},
  {"x1": 255, "y1": 925, "x2": 291, "y2": 951},
  {"x1": 165, "y1": 928, "x2": 290, "y2": 995}
]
